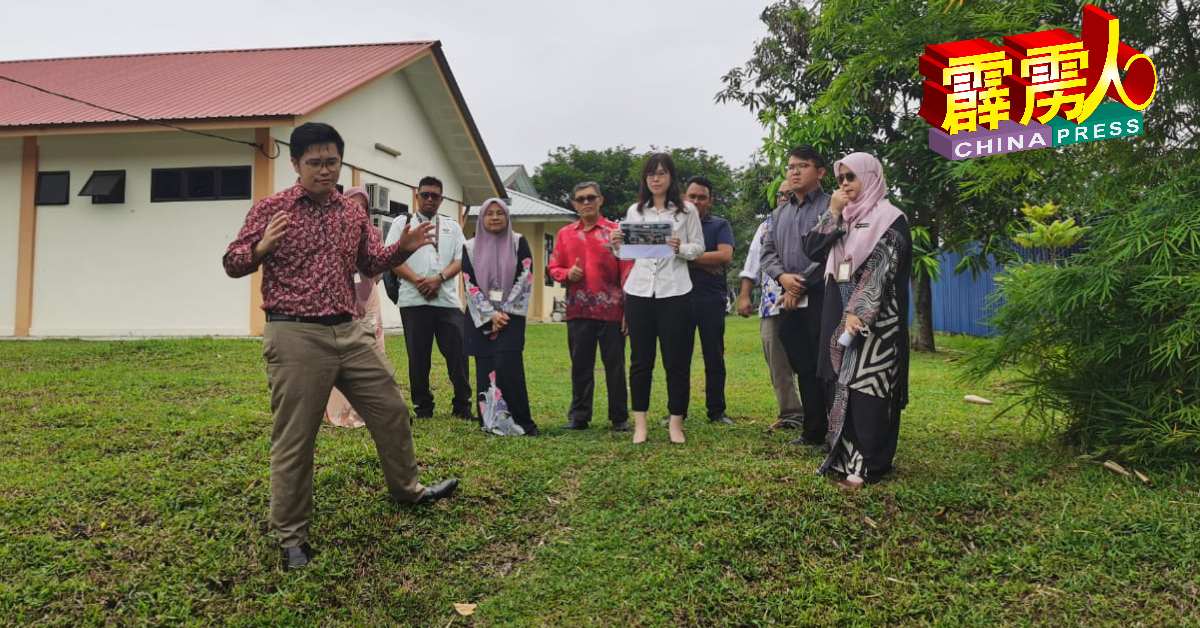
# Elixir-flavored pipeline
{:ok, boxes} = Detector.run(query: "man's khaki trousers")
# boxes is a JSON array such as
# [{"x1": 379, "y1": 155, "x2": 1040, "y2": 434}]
[{"x1": 263, "y1": 320, "x2": 424, "y2": 548}]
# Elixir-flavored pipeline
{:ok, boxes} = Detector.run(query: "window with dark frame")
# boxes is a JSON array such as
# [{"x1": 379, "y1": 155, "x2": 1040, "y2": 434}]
[
  {"x1": 79, "y1": 170, "x2": 126, "y2": 204},
  {"x1": 388, "y1": 200, "x2": 409, "y2": 217},
  {"x1": 150, "y1": 166, "x2": 251, "y2": 202},
  {"x1": 36, "y1": 172, "x2": 70, "y2": 205}
]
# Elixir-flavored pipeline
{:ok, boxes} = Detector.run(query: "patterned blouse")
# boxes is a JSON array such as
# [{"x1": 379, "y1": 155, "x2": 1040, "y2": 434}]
[{"x1": 461, "y1": 235, "x2": 534, "y2": 356}]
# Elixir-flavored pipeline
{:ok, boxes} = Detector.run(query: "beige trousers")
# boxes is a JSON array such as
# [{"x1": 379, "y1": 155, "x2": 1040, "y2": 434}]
[
  {"x1": 760, "y1": 315, "x2": 804, "y2": 422},
  {"x1": 264, "y1": 320, "x2": 424, "y2": 548}
]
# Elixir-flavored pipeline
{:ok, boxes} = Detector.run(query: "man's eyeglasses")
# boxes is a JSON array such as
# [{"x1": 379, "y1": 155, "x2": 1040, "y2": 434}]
[
  {"x1": 303, "y1": 158, "x2": 341, "y2": 171},
  {"x1": 418, "y1": 191, "x2": 442, "y2": 201},
  {"x1": 573, "y1": 194, "x2": 599, "y2": 204},
  {"x1": 836, "y1": 172, "x2": 857, "y2": 184}
]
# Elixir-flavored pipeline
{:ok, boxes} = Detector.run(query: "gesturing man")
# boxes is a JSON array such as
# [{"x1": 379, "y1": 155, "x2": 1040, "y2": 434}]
[{"x1": 223, "y1": 123, "x2": 458, "y2": 571}]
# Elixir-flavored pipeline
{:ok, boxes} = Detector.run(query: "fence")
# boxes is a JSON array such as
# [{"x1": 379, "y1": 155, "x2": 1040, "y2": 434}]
[
  {"x1": 917, "y1": 249, "x2": 1002, "y2": 337},
  {"x1": 916, "y1": 244, "x2": 1082, "y2": 336}
]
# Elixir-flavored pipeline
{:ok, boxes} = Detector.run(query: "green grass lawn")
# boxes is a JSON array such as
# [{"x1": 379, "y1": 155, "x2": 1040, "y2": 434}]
[{"x1": 1, "y1": 318, "x2": 1197, "y2": 626}]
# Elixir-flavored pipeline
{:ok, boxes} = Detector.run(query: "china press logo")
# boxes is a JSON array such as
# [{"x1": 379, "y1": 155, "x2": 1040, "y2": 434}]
[{"x1": 919, "y1": 4, "x2": 1157, "y2": 160}]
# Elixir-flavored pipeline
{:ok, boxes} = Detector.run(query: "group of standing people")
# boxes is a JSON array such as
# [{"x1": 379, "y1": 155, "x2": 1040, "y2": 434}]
[
  {"x1": 224, "y1": 121, "x2": 912, "y2": 569},
  {"x1": 741, "y1": 146, "x2": 913, "y2": 490},
  {"x1": 374, "y1": 151, "x2": 738, "y2": 445}
]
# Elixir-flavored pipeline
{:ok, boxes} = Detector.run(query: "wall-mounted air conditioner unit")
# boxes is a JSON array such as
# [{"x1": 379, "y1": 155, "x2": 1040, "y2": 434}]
[{"x1": 365, "y1": 183, "x2": 391, "y2": 214}]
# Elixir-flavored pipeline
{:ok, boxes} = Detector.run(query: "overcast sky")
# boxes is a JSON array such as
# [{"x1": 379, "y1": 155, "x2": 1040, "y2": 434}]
[{"x1": 0, "y1": 0, "x2": 771, "y2": 171}]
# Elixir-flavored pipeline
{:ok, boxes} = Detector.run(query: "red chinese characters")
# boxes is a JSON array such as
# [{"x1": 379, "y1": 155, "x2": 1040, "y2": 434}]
[{"x1": 919, "y1": 4, "x2": 1157, "y2": 136}]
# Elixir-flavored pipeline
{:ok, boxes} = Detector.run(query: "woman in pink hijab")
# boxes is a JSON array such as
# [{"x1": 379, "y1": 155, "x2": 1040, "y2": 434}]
[
  {"x1": 802, "y1": 152, "x2": 912, "y2": 489},
  {"x1": 323, "y1": 186, "x2": 387, "y2": 428}
]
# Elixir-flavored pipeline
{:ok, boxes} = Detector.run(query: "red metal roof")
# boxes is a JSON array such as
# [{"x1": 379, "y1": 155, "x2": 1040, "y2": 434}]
[{"x1": 0, "y1": 42, "x2": 436, "y2": 128}]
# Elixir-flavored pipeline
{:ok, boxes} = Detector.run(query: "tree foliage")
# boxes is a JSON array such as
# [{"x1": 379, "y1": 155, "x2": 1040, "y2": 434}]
[
  {"x1": 718, "y1": 0, "x2": 1199, "y2": 354},
  {"x1": 966, "y1": 164, "x2": 1200, "y2": 463},
  {"x1": 531, "y1": 145, "x2": 738, "y2": 222}
]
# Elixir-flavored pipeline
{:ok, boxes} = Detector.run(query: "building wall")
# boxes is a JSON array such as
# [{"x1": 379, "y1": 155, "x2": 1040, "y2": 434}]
[
  {"x1": 302, "y1": 72, "x2": 470, "y2": 331},
  {"x1": 30, "y1": 131, "x2": 256, "y2": 336},
  {"x1": 0, "y1": 139, "x2": 21, "y2": 336},
  {"x1": 7, "y1": 69, "x2": 483, "y2": 337},
  {"x1": 300, "y1": 72, "x2": 465, "y2": 205}
]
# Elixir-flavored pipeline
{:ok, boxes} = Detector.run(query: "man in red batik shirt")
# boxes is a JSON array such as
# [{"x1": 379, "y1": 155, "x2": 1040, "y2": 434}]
[
  {"x1": 548, "y1": 181, "x2": 632, "y2": 432},
  {"x1": 223, "y1": 122, "x2": 459, "y2": 571}
]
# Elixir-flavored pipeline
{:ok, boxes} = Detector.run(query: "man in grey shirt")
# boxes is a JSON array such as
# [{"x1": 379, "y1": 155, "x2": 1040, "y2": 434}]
[{"x1": 760, "y1": 145, "x2": 831, "y2": 446}]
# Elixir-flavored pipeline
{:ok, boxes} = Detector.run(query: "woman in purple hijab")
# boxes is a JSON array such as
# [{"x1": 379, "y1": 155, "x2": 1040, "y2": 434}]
[
  {"x1": 803, "y1": 152, "x2": 912, "y2": 489},
  {"x1": 462, "y1": 198, "x2": 539, "y2": 435}
]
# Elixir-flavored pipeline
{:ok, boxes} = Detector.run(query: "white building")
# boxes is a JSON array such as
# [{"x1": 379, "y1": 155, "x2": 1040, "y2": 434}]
[{"x1": 0, "y1": 42, "x2": 504, "y2": 337}]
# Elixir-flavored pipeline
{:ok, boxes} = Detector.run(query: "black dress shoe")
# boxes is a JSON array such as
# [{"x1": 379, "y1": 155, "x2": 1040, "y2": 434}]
[
  {"x1": 522, "y1": 424, "x2": 541, "y2": 436},
  {"x1": 414, "y1": 410, "x2": 434, "y2": 419},
  {"x1": 792, "y1": 434, "x2": 830, "y2": 453},
  {"x1": 563, "y1": 421, "x2": 589, "y2": 430},
  {"x1": 610, "y1": 421, "x2": 631, "y2": 432},
  {"x1": 709, "y1": 414, "x2": 734, "y2": 425},
  {"x1": 452, "y1": 410, "x2": 475, "y2": 421},
  {"x1": 281, "y1": 543, "x2": 314, "y2": 571},
  {"x1": 415, "y1": 478, "x2": 459, "y2": 504}
]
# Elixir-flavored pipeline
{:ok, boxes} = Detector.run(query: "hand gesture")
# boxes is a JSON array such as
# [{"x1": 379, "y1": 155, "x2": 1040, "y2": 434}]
[
  {"x1": 830, "y1": 189, "x2": 849, "y2": 218},
  {"x1": 396, "y1": 220, "x2": 436, "y2": 253},
  {"x1": 488, "y1": 311, "x2": 509, "y2": 340},
  {"x1": 844, "y1": 313, "x2": 866, "y2": 335},
  {"x1": 417, "y1": 275, "x2": 442, "y2": 299},
  {"x1": 567, "y1": 258, "x2": 584, "y2": 283},
  {"x1": 609, "y1": 227, "x2": 624, "y2": 247},
  {"x1": 667, "y1": 236, "x2": 681, "y2": 253},
  {"x1": 255, "y1": 212, "x2": 290, "y2": 257},
  {"x1": 779, "y1": 273, "x2": 806, "y2": 297},
  {"x1": 736, "y1": 294, "x2": 754, "y2": 317}
]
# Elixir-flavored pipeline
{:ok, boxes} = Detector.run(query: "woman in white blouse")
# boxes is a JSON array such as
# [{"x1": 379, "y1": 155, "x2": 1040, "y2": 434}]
[{"x1": 611, "y1": 153, "x2": 704, "y2": 444}]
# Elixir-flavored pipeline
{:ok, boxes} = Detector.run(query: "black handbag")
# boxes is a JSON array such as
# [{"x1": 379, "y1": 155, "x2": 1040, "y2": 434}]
[{"x1": 382, "y1": 270, "x2": 400, "y2": 304}]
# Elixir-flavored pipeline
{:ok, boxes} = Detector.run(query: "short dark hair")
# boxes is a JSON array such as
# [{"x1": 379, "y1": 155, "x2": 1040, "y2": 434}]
[
  {"x1": 289, "y1": 122, "x2": 344, "y2": 160},
  {"x1": 418, "y1": 176, "x2": 443, "y2": 191},
  {"x1": 685, "y1": 175, "x2": 713, "y2": 196},
  {"x1": 787, "y1": 145, "x2": 827, "y2": 170}
]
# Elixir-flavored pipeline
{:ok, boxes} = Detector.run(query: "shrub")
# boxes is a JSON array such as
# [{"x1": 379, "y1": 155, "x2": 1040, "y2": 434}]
[{"x1": 967, "y1": 167, "x2": 1200, "y2": 464}]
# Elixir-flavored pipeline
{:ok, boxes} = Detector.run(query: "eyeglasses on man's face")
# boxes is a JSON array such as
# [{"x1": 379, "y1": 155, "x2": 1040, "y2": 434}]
[
  {"x1": 418, "y1": 191, "x2": 442, "y2": 201},
  {"x1": 303, "y1": 158, "x2": 341, "y2": 172},
  {"x1": 573, "y1": 194, "x2": 599, "y2": 204}
]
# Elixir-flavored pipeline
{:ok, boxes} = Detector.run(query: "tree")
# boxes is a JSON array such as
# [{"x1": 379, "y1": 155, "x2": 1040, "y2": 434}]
[
  {"x1": 531, "y1": 145, "x2": 640, "y2": 220},
  {"x1": 718, "y1": 0, "x2": 1083, "y2": 352},
  {"x1": 531, "y1": 145, "x2": 740, "y2": 222}
]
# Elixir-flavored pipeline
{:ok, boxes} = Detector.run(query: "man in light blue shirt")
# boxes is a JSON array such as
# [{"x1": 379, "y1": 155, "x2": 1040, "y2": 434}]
[{"x1": 384, "y1": 176, "x2": 472, "y2": 419}]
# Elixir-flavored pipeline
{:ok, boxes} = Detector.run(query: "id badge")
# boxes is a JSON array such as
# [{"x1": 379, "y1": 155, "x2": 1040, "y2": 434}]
[
  {"x1": 836, "y1": 259, "x2": 852, "y2": 283},
  {"x1": 488, "y1": 289, "x2": 504, "y2": 302}
]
